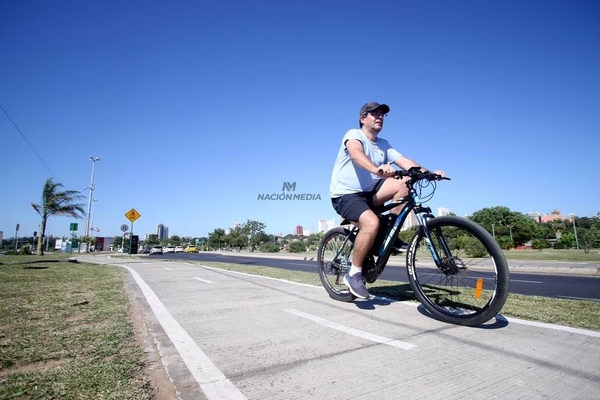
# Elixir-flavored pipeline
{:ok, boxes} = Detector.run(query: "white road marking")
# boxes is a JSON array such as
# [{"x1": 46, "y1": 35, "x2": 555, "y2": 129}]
[
  {"x1": 194, "y1": 277, "x2": 215, "y2": 284},
  {"x1": 284, "y1": 308, "x2": 417, "y2": 350},
  {"x1": 558, "y1": 295, "x2": 600, "y2": 302},
  {"x1": 118, "y1": 265, "x2": 247, "y2": 400},
  {"x1": 164, "y1": 267, "x2": 174, "y2": 271},
  {"x1": 511, "y1": 279, "x2": 543, "y2": 284},
  {"x1": 496, "y1": 315, "x2": 600, "y2": 338},
  {"x1": 189, "y1": 263, "x2": 318, "y2": 288}
]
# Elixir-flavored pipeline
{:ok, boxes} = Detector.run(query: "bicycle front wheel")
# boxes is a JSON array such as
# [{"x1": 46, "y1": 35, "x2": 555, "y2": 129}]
[
  {"x1": 317, "y1": 227, "x2": 355, "y2": 302},
  {"x1": 407, "y1": 216, "x2": 510, "y2": 327}
]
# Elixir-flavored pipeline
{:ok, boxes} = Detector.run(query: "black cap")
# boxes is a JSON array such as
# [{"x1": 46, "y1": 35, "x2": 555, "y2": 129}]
[{"x1": 359, "y1": 102, "x2": 390, "y2": 117}]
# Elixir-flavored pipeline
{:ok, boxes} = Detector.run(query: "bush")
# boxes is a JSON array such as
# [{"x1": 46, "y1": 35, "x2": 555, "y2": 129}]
[
  {"x1": 554, "y1": 233, "x2": 575, "y2": 249},
  {"x1": 289, "y1": 242, "x2": 306, "y2": 253},
  {"x1": 497, "y1": 236, "x2": 513, "y2": 250},
  {"x1": 259, "y1": 243, "x2": 280, "y2": 253},
  {"x1": 532, "y1": 239, "x2": 551, "y2": 250},
  {"x1": 465, "y1": 237, "x2": 487, "y2": 258},
  {"x1": 19, "y1": 245, "x2": 33, "y2": 255}
]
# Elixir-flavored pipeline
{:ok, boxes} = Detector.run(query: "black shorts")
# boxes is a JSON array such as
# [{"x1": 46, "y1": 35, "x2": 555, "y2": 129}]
[{"x1": 331, "y1": 179, "x2": 385, "y2": 223}]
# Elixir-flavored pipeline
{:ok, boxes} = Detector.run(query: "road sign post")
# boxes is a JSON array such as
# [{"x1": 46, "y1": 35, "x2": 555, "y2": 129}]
[
  {"x1": 124, "y1": 209, "x2": 141, "y2": 255},
  {"x1": 15, "y1": 223, "x2": 20, "y2": 251}
]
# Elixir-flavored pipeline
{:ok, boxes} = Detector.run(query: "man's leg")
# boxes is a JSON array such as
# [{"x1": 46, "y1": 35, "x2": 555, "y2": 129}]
[
  {"x1": 343, "y1": 209, "x2": 379, "y2": 299},
  {"x1": 371, "y1": 177, "x2": 411, "y2": 252},
  {"x1": 372, "y1": 177, "x2": 410, "y2": 215},
  {"x1": 351, "y1": 209, "x2": 379, "y2": 269}
]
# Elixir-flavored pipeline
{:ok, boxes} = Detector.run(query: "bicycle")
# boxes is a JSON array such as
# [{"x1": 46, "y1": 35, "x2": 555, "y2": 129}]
[{"x1": 317, "y1": 167, "x2": 510, "y2": 327}]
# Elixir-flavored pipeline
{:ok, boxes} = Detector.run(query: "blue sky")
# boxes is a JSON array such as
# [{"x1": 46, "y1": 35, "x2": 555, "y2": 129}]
[{"x1": 1, "y1": 0, "x2": 599, "y2": 240}]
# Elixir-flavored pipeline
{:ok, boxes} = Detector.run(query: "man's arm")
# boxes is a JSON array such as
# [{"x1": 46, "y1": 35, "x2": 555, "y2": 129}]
[{"x1": 346, "y1": 139, "x2": 380, "y2": 174}]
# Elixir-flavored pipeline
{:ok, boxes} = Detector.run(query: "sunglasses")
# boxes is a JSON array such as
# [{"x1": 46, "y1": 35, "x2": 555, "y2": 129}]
[{"x1": 366, "y1": 110, "x2": 386, "y2": 118}]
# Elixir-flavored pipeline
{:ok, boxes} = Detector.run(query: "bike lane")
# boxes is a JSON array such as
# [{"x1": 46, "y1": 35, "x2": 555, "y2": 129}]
[{"x1": 80, "y1": 255, "x2": 600, "y2": 400}]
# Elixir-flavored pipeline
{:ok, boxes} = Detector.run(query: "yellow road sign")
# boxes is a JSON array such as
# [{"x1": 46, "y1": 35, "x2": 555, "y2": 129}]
[{"x1": 125, "y1": 208, "x2": 141, "y2": 223}]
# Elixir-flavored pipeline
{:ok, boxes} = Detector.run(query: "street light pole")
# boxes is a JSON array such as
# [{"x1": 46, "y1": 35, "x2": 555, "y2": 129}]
[
  {"x1": 90, "y1": 198, "x2": 98, "y2": 236},
  {"x1": 84, "y1": 156, "x2": 100, "y2": 252},
  {"x1": 570, "y1": 214, "x2": 580, "y2": 250},
  {"x1": 492, "y1": 223, "x2": 495, "y2": 240},
  {"x1": 509, "y1": 226, "x2": 514, "y2": 243}
]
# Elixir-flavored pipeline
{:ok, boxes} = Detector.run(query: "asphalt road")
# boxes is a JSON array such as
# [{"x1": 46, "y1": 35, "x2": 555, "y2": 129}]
[{"x1": 151, "y1": 252, "x2": 600, "y2": 302}]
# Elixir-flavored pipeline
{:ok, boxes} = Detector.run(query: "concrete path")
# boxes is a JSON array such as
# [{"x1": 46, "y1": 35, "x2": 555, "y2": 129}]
[{"x1": 79, "y1": 255, "x2": 600, "y2": 400}]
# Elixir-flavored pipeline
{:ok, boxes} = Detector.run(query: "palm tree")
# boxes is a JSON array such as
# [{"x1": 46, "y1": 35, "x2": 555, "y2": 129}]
[{"x1": 31, "y1": 178, "x2": 86, "y2": 255}]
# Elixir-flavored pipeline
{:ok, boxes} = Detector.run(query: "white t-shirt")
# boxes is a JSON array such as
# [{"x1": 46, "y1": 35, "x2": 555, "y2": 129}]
[{"x1": 329, "y1": 129, "x2": 402, "y2": 198}]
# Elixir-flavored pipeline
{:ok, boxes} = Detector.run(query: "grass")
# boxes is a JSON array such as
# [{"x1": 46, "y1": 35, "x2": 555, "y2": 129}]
[
  {"x1": 0, "y1": 253, "x2": 154, "y2": 400},
  {"x1": 501, "y1": 248, "x2": 600, "y2": 262},
  {"x1": 193, "y1": 261, "x2": 600, "y2": 332},
  {"x1": 273, "y1": 248, "x2": 600, "y2": 262}
]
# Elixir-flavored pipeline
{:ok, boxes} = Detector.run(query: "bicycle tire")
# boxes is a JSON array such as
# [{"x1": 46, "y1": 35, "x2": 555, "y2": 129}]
[
  {"x1": 406, "y1": 216, "x2": 510, "y2": 326},
  {"x1": 317, "y1": 227, "x2": 355, "y2": 302}
]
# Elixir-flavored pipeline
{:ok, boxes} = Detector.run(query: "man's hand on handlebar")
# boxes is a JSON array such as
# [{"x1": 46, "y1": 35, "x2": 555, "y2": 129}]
[
  {"x1": 377, "y1": 166, "x2": 451, "y2": 181},
  {"x1": 431, "y1": 170, "x2": 446, "y2": 180},
  {"x1": 375, "y1": 164, "x2": 397, "y2": 178}
]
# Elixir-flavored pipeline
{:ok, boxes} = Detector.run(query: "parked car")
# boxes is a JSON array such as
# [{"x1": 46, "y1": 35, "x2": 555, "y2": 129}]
[
  {"x1": 164, "y1": 245, "x2": 176, "y2": 254},
  {"x1": 184, "y1": 245, "x2": 198, "y2": 253},
  {"x1": 138, "y1": 246, "x2": 151, "y2": 254},
  {"x1": 149, "y1": 245, "x2": 163, "y2": 255},
  {"x1": 117, "y1": 247, "x2": 129, "y2": 253},
  {"x1": 174, "y1": 246, "x2": 184, "y2": 253}
]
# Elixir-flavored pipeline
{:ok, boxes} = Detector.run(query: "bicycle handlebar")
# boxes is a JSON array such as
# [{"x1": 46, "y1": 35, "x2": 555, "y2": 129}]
[{"x1": 378, "y1": 166, "x2": 451, "y2": 181}]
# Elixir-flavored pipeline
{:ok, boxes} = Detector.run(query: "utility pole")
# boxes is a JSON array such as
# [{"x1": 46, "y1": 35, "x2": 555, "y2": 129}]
[{"x1": 84, "y1": 156, "x2": 100, "y2": 252}]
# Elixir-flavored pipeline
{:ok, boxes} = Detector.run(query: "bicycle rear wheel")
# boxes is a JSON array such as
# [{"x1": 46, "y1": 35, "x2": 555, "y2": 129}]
[
  {"x1": 317, "y1": 227, "x2": 355, "y2": 302},
  {"x1": 407, "y1": 216, "x2": 509, "y2": 326}
]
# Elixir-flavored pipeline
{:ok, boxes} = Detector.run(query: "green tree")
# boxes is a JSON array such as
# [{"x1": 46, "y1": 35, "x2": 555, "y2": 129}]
[
  {"x1": 241, "y1": 220, "x2": 267, "y2": 252},
  {"x1": 169, "y1": 235, "x2": 182, "y2": 246},
  {"x1": 145, "y1": 234, "x2": 159, "y2": 245},
  {"x1": 579, "y1": 228, "x2": 599, "y2": 254},
  {"x1": 31, "y1": 178, "x2": 85, "y2": 255},
  {"x1": 545, "y1": 218, "x2": 567, "y2": 239},
  {"x1": 208, "y1": 228, "x2": 226, "y2": 250},
  {"x1": 469, "y1": 206, "x2": 537, "y2": 246}
]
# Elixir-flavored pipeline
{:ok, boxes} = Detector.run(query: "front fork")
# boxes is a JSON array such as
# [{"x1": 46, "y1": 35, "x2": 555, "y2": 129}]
[{"x1": 415, "y1": 209, "x2": 454, "y2": 273}]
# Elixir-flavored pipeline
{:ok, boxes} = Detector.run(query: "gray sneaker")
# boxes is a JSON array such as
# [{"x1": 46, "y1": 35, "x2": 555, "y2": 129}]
[{"x1": 343, "y1": 273, "x2": 370, "y2": 299}]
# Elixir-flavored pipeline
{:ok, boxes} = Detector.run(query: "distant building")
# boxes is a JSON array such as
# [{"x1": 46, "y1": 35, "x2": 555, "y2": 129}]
[
  {"x1": 325, "y1": 219, "x2": 335, "y2": 231},
  {"x1": 438, "y1": 207, "x2": 450, "y2": 217},
  {"x1": 156, "y1": 224, "x2": 169, "y2": 240},
  {"x1": 318, "y1": 219, "x2": 325, "y2": 233},
  {"x1": 528, "y1": 209, "x2": 565, "y2": 223},
  {"x1": 401, "y1": 210, "x2": 419, "y2": 231},
  {"x1": 295, "y1": 225, "x2": 304, "y2": 236}
]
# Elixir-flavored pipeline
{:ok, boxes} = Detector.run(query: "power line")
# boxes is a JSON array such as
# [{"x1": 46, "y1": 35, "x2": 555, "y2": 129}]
[{"x1": 1, "y1": 104, "x2": 55, "y2": 177}]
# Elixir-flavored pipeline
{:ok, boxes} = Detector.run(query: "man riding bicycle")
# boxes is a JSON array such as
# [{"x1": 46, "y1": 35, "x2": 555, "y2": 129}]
[{"x1": 329, "y1": 101, "x2": 445, "y2": 299}]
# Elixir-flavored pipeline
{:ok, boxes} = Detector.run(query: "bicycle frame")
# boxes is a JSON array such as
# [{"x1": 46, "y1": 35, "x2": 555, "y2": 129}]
[{"x1": 337, "y1": 184, "x2": 451, "y2": 274}]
